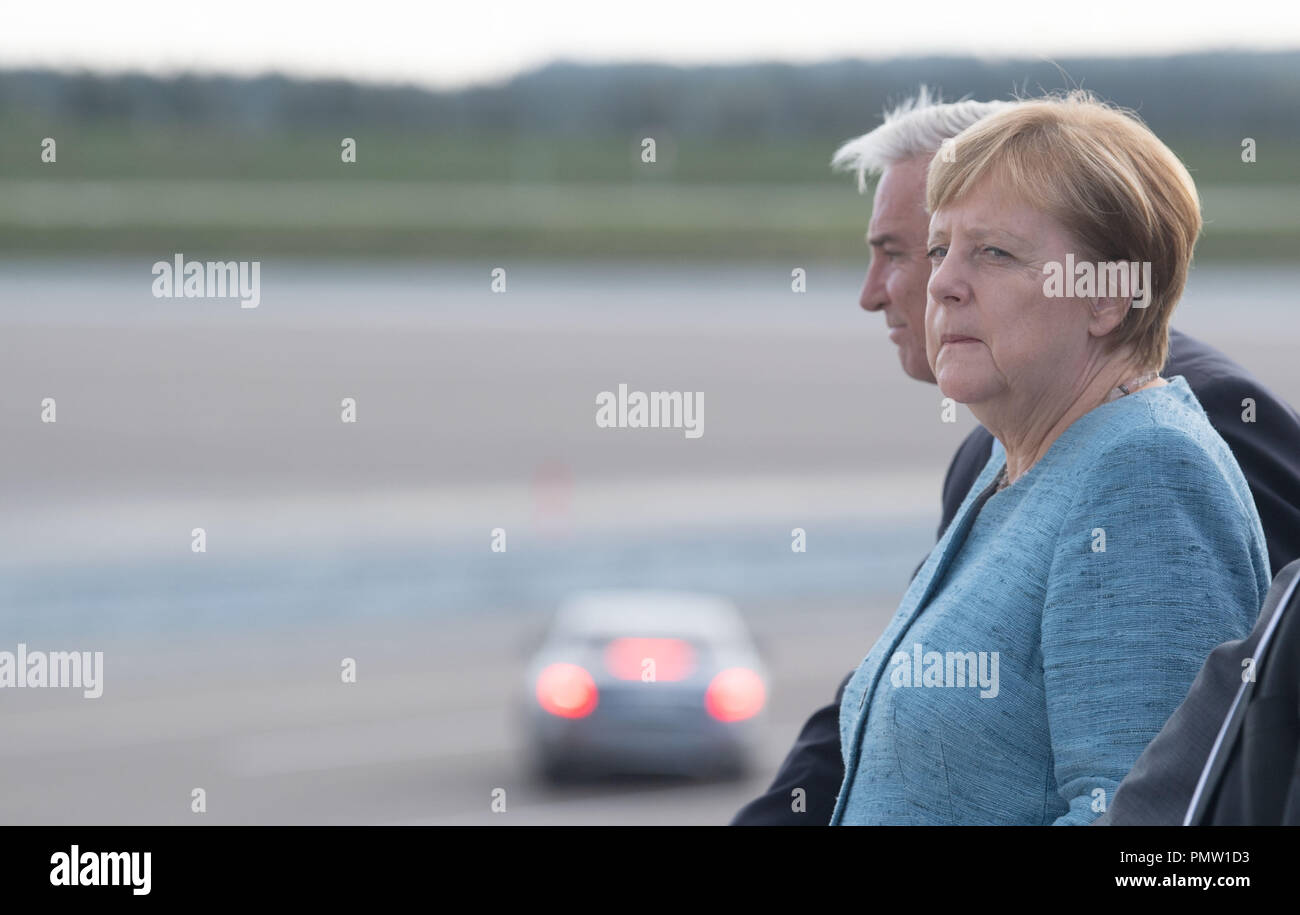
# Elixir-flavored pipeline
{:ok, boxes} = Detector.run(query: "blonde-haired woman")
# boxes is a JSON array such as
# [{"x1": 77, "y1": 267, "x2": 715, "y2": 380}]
[{"x1": 833, "y1": 92, "x2": 1270, "y2": 825}]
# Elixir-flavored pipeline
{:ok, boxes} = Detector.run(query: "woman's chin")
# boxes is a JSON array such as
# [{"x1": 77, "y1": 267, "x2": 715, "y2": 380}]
[{"x1": 935, "y1": 372, "x2": 989, "y2": 406}]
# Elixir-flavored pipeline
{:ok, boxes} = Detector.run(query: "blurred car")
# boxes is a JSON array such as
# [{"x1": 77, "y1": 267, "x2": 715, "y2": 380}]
[{"x1": 522, "y1": 590, "x2": 768, "y2": 782}]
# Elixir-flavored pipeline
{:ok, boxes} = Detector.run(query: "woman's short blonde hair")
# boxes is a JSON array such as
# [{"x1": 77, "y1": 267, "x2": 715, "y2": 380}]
[{"x1": 926, "y1": 90, "x2": 1201, "y2": 371}]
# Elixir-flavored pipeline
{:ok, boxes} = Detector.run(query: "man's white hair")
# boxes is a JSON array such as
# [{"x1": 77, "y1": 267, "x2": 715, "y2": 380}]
[{"x1": 831, "y1": 85, "x2": 1015, "y2": 192}]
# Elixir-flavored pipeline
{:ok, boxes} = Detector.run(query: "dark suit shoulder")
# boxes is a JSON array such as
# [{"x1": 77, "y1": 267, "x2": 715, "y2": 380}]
[{"x1": 1166, "y1": 328, "x2": 1300, "y2": 572}]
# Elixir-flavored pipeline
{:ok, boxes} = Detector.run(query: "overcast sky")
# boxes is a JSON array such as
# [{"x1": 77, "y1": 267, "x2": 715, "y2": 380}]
[{"x1": 5, "y1": 0, "x2": 1298, "y2": 89}]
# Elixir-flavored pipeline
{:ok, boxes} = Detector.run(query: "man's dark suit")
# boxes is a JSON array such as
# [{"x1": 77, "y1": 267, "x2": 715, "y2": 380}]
[
  {"x1": 730, "y1": 328, "x2": 1300, "y2": 825},
  {"x1": 1187, "y1": 557, "x2": 1300, "y2": 825}
]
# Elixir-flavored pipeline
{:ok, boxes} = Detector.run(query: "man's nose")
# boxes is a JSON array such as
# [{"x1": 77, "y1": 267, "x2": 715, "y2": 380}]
[{"x1": 860, "y1": 261, "x2": 886, "y2": 312}]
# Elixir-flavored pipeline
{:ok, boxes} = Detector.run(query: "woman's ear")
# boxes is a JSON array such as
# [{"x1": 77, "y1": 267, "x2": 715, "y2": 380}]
[{"x1": 1087, "y1": 293, "x2": 1132, "y2": 339}]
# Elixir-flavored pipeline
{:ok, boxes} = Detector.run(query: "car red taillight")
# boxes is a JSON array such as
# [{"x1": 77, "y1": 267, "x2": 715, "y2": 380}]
[
  {"x1": 603, "y1": 637, "x2": 696, "y2": 681},
  {"x1": 535, "y1": 663, "x2": 599, "y2": 718},
  {"x1": 705, "y1": 668, "x2": 766, "y2": 722}
]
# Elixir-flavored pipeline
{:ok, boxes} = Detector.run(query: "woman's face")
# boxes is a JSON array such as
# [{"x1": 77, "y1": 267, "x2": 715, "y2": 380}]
[{"x1": 925, "y1": 177, "x2": 1095, "y2": 410}]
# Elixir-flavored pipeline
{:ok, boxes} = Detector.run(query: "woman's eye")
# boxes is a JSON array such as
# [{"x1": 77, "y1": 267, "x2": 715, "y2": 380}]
[
  {"x1": 926, "y1": 245, "x2": 947, "y2": 259},
  {"x1": 984, "y1": 246, "x2": 1011, "y2": 258}
]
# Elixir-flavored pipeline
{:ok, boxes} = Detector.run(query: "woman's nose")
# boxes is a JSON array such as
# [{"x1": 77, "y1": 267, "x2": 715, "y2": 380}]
[{"x1": 927, "y1": 255, "x2": 966, "y2": 307}]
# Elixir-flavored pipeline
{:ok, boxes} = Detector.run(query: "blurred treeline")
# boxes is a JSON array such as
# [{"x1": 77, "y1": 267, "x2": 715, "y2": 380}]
[{"x1": 2, "y1": 53, "x2": 1297, "y2": 260}]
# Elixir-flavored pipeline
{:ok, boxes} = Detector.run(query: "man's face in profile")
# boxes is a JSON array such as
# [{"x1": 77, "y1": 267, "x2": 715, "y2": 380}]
[{"x1": 858, "y1": 154, "x2": 935, "y2": 383}]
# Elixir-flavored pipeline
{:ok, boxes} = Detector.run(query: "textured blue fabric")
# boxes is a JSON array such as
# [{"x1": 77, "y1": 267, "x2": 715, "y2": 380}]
[{"x1": 831, "y1": 375, "x2": 1271, "y2": 825}]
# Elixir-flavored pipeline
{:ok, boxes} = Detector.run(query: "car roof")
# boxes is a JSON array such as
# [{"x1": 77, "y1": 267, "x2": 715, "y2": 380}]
[{"x1": 552, "y1": 590, "x2": 747, "y2": 639}]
